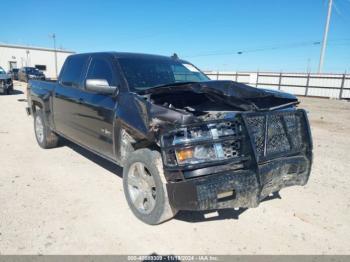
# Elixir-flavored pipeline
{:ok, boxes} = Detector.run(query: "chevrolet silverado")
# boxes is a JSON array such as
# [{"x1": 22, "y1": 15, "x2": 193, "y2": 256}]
[{"x1": 27, "y1": 52, "x2": 313, "y2": 224}]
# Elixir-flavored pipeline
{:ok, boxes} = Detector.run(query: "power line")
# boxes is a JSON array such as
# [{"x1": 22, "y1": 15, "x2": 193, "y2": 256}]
[
  {"x1": 184, "y1": 38, "x2": 350, "y2": 59},
  {"x1": 185, "y1": 40, "x2": 322, "y2": 58}
]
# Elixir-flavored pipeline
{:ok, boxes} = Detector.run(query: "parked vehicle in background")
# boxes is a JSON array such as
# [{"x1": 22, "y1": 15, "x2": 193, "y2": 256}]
[
  {"x1": 27, "y1": 52, "x2": 313, "y2": 225},
  {"x1": 8, "y1": 68, "x2": 19, "y2": 80},
  {"x1": 0, "y1": 66, "x2": 13, "y2": 95},
  {"x1": 18, "y1": 67, "x2": 45, "y2": 82}
]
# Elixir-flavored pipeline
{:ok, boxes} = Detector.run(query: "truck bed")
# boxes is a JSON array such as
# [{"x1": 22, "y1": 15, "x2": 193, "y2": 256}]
[{"x1": 27, "y1": 80, "x2": 58, "y2": 111}]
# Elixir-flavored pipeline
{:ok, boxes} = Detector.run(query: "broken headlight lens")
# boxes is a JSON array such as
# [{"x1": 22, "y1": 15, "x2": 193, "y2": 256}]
[
  {"x1": 172, "y1": 127, "x2": 212, "y2": 145},
  {"x1": 161, "y1": 120, "x2": 242, "y2": 166},
  {"x1": 162, "y1": 123, "x2": 237, "y2": 147}
]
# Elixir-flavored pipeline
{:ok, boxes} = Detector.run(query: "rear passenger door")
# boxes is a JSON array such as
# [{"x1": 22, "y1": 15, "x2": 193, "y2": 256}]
[{"x1": 76, "y1": 56, "x2": 117, "y2": 159}]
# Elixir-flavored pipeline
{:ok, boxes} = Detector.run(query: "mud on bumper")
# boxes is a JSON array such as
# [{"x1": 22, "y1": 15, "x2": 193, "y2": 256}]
[{"x1": 166, "y1": 154, "x2": 311, "y2": 211}]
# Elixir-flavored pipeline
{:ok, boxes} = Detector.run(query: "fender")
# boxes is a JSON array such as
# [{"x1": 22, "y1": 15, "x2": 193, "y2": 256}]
[{"x1": 29, "y1": 83, "x2": 55, "y2": 130}]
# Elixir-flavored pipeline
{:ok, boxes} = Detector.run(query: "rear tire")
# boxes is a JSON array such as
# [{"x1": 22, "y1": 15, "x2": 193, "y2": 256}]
[
  {"x1": 123, "y1": 149, "x2": 177, "y2": 225},
  {"x1": 34, "y1": 109, "x2": 59, "y2": 149}
]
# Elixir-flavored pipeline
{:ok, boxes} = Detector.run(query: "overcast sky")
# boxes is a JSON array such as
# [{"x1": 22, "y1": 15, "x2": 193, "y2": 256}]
[{"x1": 2, "y1": 0, "x2": 350, "y2": 72}]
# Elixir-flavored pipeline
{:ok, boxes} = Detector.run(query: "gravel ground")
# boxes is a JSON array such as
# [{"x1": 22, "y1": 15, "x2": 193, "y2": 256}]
[{"x1": 0, "y1": 82, "x2": 349, "y2": 255}]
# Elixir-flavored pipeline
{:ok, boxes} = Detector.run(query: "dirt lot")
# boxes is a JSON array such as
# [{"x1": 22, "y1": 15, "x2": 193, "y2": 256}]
[{"x1": 0, "y1": 82, "x2": 349, "y2": 255}]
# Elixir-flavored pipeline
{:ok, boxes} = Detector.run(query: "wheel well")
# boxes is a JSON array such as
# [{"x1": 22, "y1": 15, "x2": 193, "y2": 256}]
[
  {"x1": 118, "y1": 128, "x2": 161, "y2": 166},
  {"x1": 133, "y1": 140, "x2": 160, "y2": 151}
]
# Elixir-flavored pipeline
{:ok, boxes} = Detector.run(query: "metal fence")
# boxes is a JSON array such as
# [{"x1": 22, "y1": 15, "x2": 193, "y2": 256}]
[{"x1": 204, "y1": 71, "x2": 350, "y2": 99}]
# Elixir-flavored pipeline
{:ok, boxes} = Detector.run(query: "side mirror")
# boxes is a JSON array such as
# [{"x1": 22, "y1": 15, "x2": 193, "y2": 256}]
[{"x1": 85, "y1": 79, "x2": 118, "y2": 95}]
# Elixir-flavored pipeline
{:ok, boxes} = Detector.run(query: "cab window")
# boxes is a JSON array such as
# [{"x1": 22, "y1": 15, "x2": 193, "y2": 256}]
[{"x1": 86, "y1": 58, "x2": 114, "y2": 86}]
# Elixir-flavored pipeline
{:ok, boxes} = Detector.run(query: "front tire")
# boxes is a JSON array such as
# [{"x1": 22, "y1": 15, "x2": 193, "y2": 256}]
[
  {"x1": 123, "y1": 149, "x2": 177, "y2": 225},
  {"x1": 34, "y1": 109, "x2": 59, "y2": 149}
]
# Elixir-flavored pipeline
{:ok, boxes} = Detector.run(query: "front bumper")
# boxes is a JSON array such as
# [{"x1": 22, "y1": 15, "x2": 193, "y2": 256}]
[{"x1": 166, "y1": 154, "x2": 311, "y2": 211}]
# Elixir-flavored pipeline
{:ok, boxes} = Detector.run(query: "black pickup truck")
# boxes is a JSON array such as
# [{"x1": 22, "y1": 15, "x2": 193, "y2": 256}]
[{"x1": 27, "y1": 52, "x2": 313, "y2": 224}]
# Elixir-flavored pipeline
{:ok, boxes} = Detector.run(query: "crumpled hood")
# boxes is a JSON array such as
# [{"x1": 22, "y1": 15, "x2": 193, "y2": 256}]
[
  {"x1": 117, "y1": 80, "x2": 299, "y2": 142},
  {"x1": 141, "y1": 80, "x2": 298, "y2": 111}
]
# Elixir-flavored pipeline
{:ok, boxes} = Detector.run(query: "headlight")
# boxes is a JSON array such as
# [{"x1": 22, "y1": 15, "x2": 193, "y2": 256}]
[
  {"x1": 161, "y1": 120, "x2": 242, "y2": 166},
  {"x1": 175, "y1": 144, "x2": 222, "y2": 165}
]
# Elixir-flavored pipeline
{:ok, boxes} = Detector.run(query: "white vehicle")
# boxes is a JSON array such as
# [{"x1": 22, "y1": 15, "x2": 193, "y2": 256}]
[{"x1": 0, "y1": 66, "x2": 13, "y2": 95}]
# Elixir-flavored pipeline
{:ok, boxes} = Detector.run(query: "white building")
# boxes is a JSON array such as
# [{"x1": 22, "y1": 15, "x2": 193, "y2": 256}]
[{"x1": 0, "y1": 43, "x2": 75, "y2": 78}]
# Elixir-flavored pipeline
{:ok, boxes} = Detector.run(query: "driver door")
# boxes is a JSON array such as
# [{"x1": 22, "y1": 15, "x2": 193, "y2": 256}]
[{"x1": 76, "y1": 56, "x2": 118, "y2": 159}]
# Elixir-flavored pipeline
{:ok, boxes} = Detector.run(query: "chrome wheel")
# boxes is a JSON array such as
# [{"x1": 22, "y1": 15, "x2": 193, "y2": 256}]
[
  {"x1": 35, "y1": 116, "x2": 44, "y2": 143},
  {"x1": 127, "y1": 162, "x2": 156, "y2": 214}
]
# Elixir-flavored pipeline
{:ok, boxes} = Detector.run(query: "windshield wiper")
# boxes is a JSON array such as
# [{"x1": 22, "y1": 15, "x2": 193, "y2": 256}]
[
  {"x1": 151, "y1": 81, "x2": 198, "y2": 89},
  {"x1": 135, "y1": 81, "x2": 200, "y2": 95}
]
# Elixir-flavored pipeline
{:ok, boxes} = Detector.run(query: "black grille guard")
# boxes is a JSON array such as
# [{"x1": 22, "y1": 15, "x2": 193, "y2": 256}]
[
  {"x1": 160, "y1": 109, "x2": 312, "y2": 172},
  {"x1": 242, "y1": 109, "x2": 313, "y2": 164}
]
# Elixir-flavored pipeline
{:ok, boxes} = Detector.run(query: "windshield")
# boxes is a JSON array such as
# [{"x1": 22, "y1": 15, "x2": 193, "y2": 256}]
[
  {"x1": 0, "y1": 67, "x2": 5, "y2": 74},
  {"x1": 26, "y1": 67, "x2": 40, "y2": 74},
  {"x1": 118, "y1": 57, "x2": 209, "y2": 90}
]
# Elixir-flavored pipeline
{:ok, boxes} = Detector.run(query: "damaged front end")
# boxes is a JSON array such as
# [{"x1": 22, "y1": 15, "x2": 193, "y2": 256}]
[{"x1": 132, "y1": 80, "x2": 313, "y2": 211}]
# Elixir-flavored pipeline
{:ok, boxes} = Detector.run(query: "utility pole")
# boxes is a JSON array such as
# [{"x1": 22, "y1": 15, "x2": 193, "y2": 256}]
[
  {"x1": 50, "y1": 33, "x2": 58, "y2": 78},
  {"x1": 318, "y1": 0, "x2": 333, "y2": 73},
  {"x1": 306, "y1": 58, "x2": 311, "y2": 73},
  {"x1": 26, "y1": 50, "x2": 30, "y2": 66}
]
